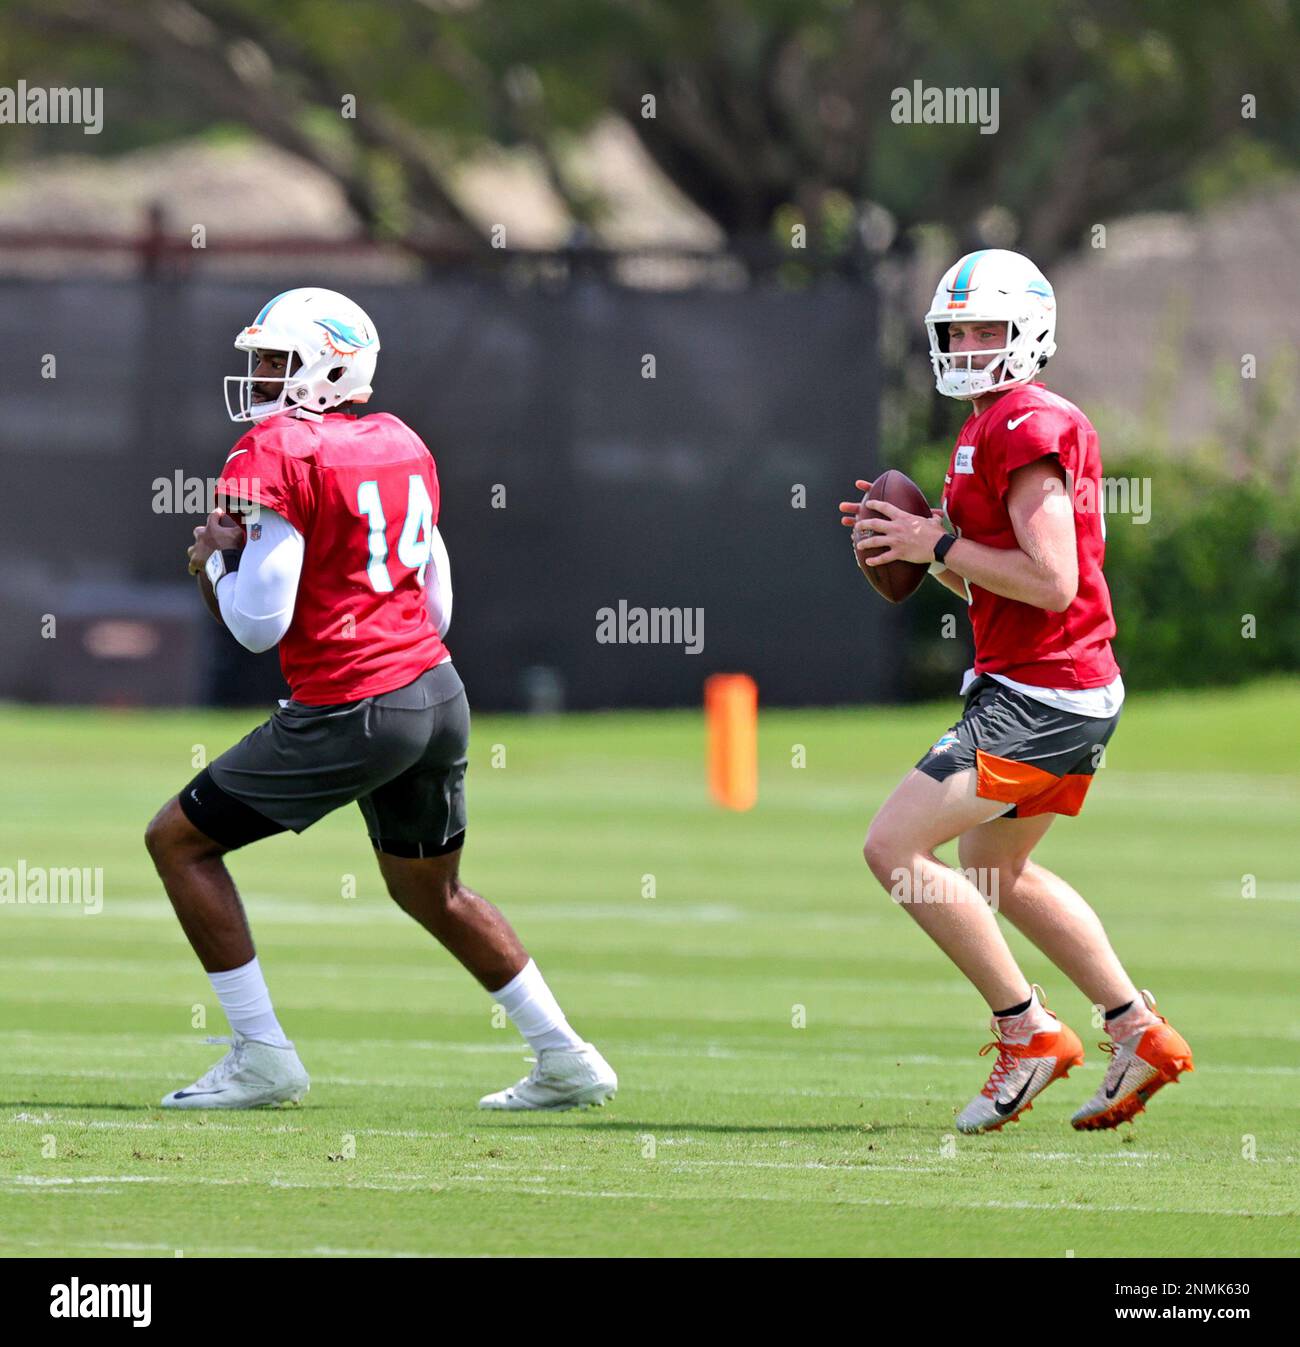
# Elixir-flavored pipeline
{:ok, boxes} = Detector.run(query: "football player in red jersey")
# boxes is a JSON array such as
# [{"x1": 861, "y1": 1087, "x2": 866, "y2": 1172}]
[
  {"x1": 145, "y1": 288, "x2": 616, "y2": 1111},
  {"x1": 838, "y1": 251, "x2": 1191, "y2": 1132}
]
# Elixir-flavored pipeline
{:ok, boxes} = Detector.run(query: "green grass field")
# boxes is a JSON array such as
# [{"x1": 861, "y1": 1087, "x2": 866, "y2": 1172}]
[{"x1": 1, "y1": 683, "x2": 1297, "y2": 1257}]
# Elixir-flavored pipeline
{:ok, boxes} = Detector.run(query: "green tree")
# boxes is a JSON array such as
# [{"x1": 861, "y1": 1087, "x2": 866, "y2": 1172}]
[{"x1": 4, "y1": 0, "x2": 1297, "y2": 259}]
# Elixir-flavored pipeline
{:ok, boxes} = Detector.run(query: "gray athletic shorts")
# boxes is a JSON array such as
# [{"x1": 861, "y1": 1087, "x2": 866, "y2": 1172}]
[
  {"x1": 915, "y1": 673, "x2": 1120, "y2": 818},
  {"x1": 179, "y1": 661, "x2": 469, "y2": 857}
]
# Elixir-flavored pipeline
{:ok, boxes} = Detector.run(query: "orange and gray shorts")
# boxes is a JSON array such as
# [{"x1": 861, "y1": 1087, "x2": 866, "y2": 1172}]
[{"x1": 915, "y1": 674, "x2": 1120, "y2": 818}]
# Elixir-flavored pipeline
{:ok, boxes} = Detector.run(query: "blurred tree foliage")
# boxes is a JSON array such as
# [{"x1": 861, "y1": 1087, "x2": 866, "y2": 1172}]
[{"x1": 2, "y1": 0, "x2": 1297, "y2": 259}]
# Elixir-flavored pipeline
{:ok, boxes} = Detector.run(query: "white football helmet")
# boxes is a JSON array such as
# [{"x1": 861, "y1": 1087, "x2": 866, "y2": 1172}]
[
  {"x1": 225, "y1": 287, "x2": 380, "y2": 422},
  {"x1": 924, "y1": 249, "x2": 1056, "y2": 400}
]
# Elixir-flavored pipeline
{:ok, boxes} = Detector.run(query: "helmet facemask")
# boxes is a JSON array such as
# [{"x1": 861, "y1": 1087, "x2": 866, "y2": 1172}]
[
  {"x1": 926, "y1": 312, "x2": 1057, "y2": 400},
  {"x1": 224, "y1": 347, "x2": 360, "y2": 423},
  {"x1": 225, "y1": 348, "x2": 300, "y2": 422}
]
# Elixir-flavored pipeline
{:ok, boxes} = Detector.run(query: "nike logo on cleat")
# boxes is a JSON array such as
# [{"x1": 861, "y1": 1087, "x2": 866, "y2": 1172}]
[
  {"x1": 994, "y1": 1070, "x2": 1038, "y2": 1116},
  {"x1": 171, "y1": 1089, "x2": 223, "y2": 1099},
  {"x1": 1105, "y1": 1064, "x2": 1132, "y2": 1099}
]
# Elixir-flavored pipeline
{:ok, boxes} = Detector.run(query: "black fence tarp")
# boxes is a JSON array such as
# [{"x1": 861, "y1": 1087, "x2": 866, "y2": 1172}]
[{"x1": 0, "y1": 273, "x2": 902, "y2": 709}]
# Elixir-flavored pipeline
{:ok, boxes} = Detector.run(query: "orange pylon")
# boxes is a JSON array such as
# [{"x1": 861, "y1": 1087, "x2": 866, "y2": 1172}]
[{"x1": 705, "y1": 673, "x2": 758, "y2": 811}]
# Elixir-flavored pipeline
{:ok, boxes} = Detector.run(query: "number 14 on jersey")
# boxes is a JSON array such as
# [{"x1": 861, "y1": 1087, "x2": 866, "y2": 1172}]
[{"x1": 356, "y1": 475, "x2": 434, "y2": 592}]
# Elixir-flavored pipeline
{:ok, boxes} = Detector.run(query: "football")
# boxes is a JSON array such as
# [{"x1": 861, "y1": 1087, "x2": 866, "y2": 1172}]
[{"x1": 854, "y1": 469, "x2": 931, "y2": 604}]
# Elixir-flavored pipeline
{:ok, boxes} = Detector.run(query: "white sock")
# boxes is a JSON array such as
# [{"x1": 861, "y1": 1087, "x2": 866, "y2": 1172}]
[
  {"x1": 491, "y1": 959, "x2": 584, "y2": 1054},
  {"x1": 1106, "y1": 996, "x2": 1159, "y2": 1044},
  {"x1": 208, "y1": 956, "x2": 290, "y2": 1047},
  {"x1": 996, "y1": 988, "x2": 1056, "y2": 1045}
]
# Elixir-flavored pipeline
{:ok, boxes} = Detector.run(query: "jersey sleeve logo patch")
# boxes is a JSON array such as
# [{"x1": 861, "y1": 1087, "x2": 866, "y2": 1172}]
[{"x1": 954, "y1": 445, "x2": 976, "y2": 474}]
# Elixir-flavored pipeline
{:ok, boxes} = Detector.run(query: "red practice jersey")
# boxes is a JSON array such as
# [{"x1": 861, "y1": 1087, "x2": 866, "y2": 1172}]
[
  {"x1": 216, "y1": 410, "x2": 449, "y2": 705},
  {"x1": 939, "y1": 382, "x2": 1120, "y2": 690}
]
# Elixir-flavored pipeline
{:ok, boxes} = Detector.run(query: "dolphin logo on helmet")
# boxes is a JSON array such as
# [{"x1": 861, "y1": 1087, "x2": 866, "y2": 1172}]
[{"x1": 314, "y1": 317, "x2": 375, "y2": 354}]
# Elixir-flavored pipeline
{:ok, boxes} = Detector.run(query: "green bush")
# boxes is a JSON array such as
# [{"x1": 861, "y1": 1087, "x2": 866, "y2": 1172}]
[{"x1": 1100, "y1": 452, "x2": 1300, "y2": 689}]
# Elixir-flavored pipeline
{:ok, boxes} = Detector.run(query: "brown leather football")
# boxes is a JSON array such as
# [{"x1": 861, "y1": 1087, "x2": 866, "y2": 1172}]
[{"x1": 854, "y1": 469, "x2": 931, "y2": 603}]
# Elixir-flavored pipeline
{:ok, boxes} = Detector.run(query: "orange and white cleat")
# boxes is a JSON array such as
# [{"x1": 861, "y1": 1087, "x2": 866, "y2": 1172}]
[
  {"x1": 955, "y1": 986, "x2": 1085, "y2": 1134},
  {"x1": 1071, "y1": 990, "x2": 1193, "y2": 1130}
]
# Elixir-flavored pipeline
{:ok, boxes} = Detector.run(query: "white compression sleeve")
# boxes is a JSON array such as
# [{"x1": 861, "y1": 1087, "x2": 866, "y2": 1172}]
[
  {"x1": 215, "y1": 507, "x2": 305, "y2": 653},
  {"x1": 426, "y1": 525, "x2": 453, "y2": 638}
]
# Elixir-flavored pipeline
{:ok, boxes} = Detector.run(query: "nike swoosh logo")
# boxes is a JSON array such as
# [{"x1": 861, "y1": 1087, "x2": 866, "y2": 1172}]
[
  {"x1": 994, "y1": 1067, "x2": 1040, "y2": 1116},
  {"x1": 1104, "y1": 1063, "x2": 1132, "y2": 1100},
  {"x1": 225, "y1": 449, "x2": 249, "y2": 461},
  {"x1": 171, "y1": 1089, "x2": 224, "y2": 1099},
  {"x1": 1007, "y1": 412, "x2": 1038, "y2": 430}
]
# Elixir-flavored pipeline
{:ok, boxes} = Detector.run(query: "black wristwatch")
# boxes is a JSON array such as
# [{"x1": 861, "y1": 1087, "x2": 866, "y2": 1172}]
[{"x1": 932, "y1": 532, "x2": 956, "y2": 566}]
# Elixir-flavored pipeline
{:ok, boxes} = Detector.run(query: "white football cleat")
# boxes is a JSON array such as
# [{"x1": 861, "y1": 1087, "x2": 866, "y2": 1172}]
[
  {"x1": 1072, "y1": 991, "x2": 1194, "y2": 1130},
  {"x1": 955, "y1": 995, "x2": 1084, "y2": 1135},
  {"x1": 161, "y1": 1031, "x2": 310, "y2": 1109},
  {"x1": 478, "y1": 1043, "x2": 617, "y2": 1111}
]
